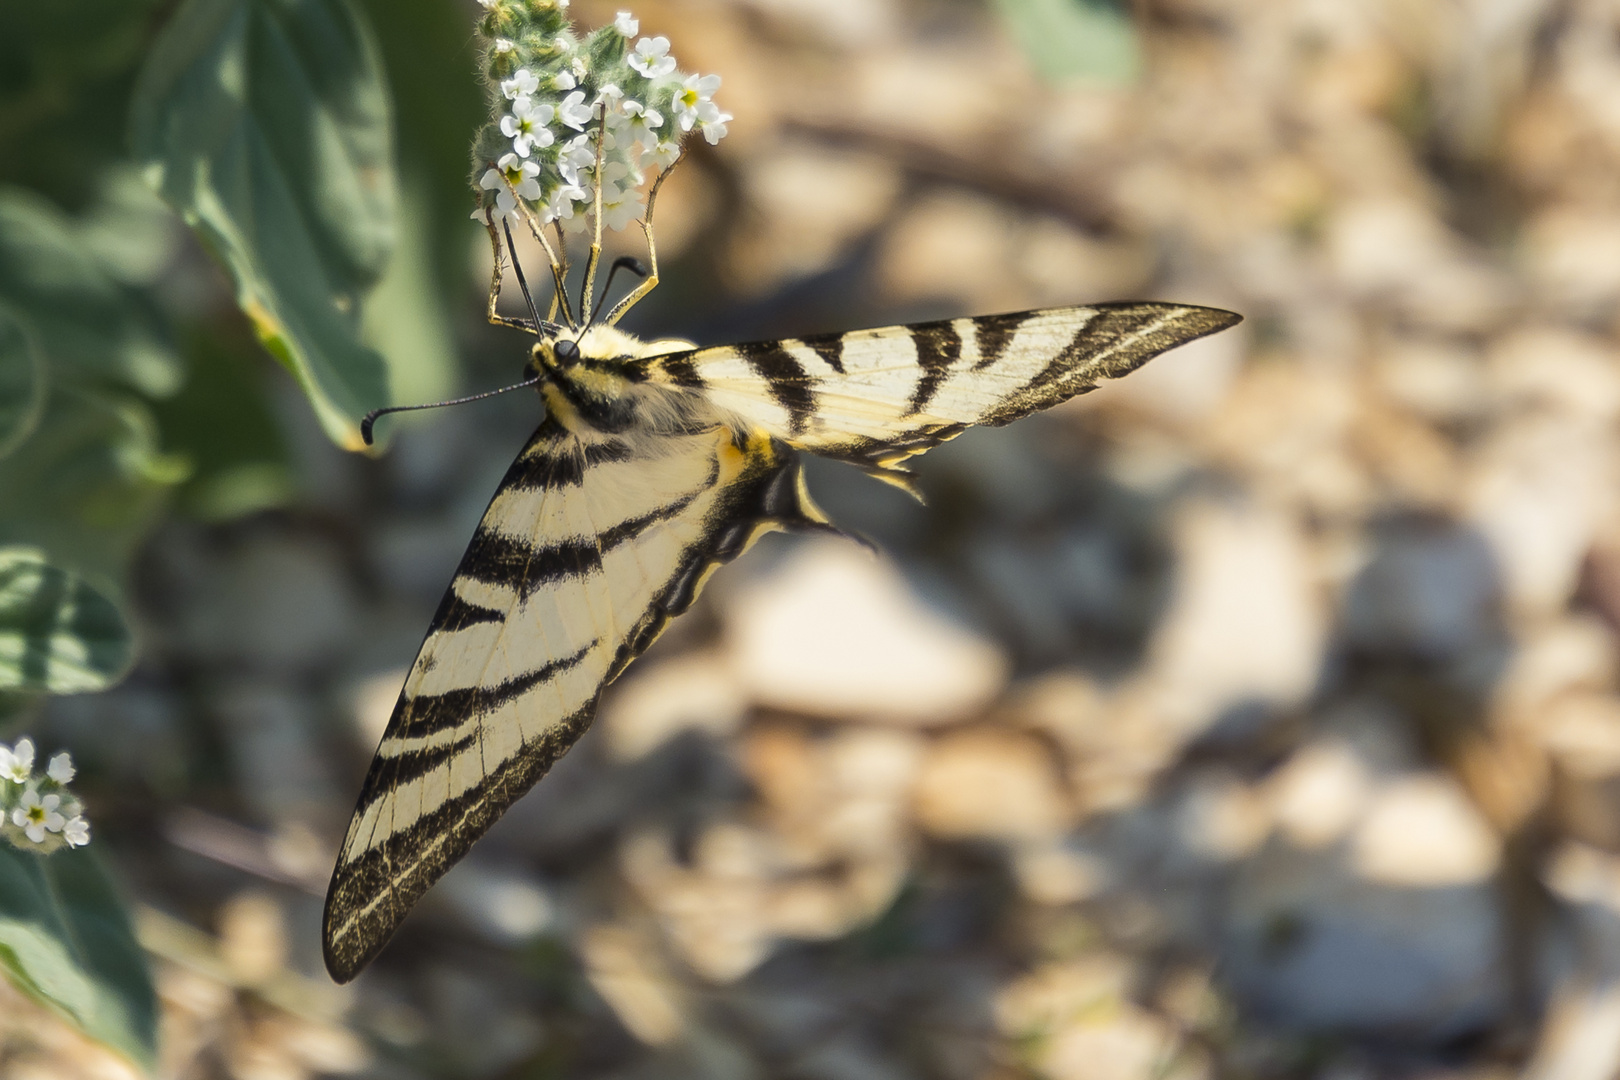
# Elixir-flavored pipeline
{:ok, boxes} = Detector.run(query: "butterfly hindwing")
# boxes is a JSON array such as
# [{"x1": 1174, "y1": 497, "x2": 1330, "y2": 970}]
[
  {"x1": 322, "y1": 415, "x2": 810, "y2": 981},
  {"x1": 641, "y1": 303, "x2": 1241, "y2": 472}
]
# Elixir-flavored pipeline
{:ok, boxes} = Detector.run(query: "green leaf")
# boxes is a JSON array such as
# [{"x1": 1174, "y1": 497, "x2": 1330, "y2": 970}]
[
  {"x1": 130, "y1": 0, "x2": 399, "y2": 450},
  {"x1": 0, "y1": 390, "x2": 189, "y2": 579},
  {"x1": 0, "y1": 843, "x2": 158, "y2": 1069},
  {"x1": 992, "y1": 0, "x2": 1140, "y2": 85},
  {"x1": 0, "y1": 305, "x2": 45, "y2": 460},
  {"x1": 0, "y1": 189, "x2": 182, "y2": 398},
  {"x1": 0, "y1": 549, "x2": 133, "y2": 695}
]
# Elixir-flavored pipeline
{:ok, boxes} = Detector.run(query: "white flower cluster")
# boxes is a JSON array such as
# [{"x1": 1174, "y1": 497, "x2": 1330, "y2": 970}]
[
  {"x1": 0, "y1": 738, "x2": 89, "y2": 853},
  {"x1": 472, "y1": 2, "x2": 731, "y2": 231}
]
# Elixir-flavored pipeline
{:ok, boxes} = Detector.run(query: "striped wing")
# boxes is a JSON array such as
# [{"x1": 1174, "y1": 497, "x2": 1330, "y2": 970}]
[
  {"x1": 323, "y1": 416, "x2": 796, "y2": 982},
  {"x1": 642, "y1": 303, "x2": 1240, "y2": 471}
]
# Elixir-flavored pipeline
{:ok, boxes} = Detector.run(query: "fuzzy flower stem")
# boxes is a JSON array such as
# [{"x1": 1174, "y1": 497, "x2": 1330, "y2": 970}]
[
  {"x1": 517, "y1": 199, "x2": 576, "y2": 326},
  {"x1": 580, "y1": 102, "x2": 610, "y2": 327}
]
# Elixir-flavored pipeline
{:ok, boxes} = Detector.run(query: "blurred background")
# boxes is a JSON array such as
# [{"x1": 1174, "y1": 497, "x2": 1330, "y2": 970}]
[{"x1": 6, "y1": 0, "x2": 1620, "y2": 1076}]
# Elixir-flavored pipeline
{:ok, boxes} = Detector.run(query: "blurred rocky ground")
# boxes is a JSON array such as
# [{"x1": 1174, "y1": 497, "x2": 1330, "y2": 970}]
[{"x1": 16, "y1": 0, "x2": 1620, "y2": 1076}]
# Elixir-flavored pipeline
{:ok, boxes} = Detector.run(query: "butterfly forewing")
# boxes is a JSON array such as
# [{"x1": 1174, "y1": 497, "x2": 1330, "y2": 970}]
[
  {"x1": 323, "y1": 416, "x2": 794, "y2": 981},
  {"x1": 641, "y1": 303, "x2": 1241, "y2": 468}
]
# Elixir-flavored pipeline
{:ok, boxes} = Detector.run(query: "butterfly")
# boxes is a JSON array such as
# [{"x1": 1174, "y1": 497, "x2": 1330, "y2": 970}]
[{"x1": 321, "y1": 171, "x2": 1241, "y2": 982}]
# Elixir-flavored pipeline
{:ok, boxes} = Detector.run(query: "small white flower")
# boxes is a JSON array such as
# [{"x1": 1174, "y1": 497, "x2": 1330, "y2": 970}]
[
  {"x1": 570, "y1": 57, "x2": 589, "y2": 79},
  {"x1": 14, "y1": 790, "x2": 64, "y2": 845},
  {"x1": 600, "y1": 168, "x2": 645, "y2": 231},
  {"x1": 622, "y1": 100, "x2": 665, "y2": 148},
  {"x1": 478, "y1": 158, "x2": 540, "y2": 222},
  {"x1": 672, "y1": 72, "x2": 722, "y2": 131},
  {"x1": 63, "y1": 815, "x2": 89, "y2": 848},
  {"x1": 46, "y1": 753, "x2": 74, "y2": 785},
  {"x1": 500, "y1": 67, "x2": 539, "y2": 100},
  {"x1": 614, "y1": 10, "x2": 639, "y2": 36},
  {"x1": 553, "y1": 70, "x2": 577, "y2": 91},
  {"x1": 557, "y1": 134, "x2": 597, "y2": 185},
  {"x1": 700, "y1": 109, "x2": 732, "y2": 144},
  {"x1": 1, "y1": 739, "x2": 35, "y2": 785},
  {"x1": 543, "y1": 182, "x2": 588, "y2": 225},
  {"x1": 650, "y1": 139, "x2": 682, "y2": 169},
  {"x1": 557, "y1": 90, "x2": 594, "y2": 131},
  {"x1": 557, "y1": 0, "x2": 568, "y2": 7},
  {"x1": 628, "y1": 36, "x2": 676, "y2": 78},
  {"x1": 501, "y1": 96, "x2": 556, "y2": 156},
  {"x1": 476, "y1": 0, "x2": 498, "y2": 8},
  {"x1": 497, "y1": 154, "x2": 542, "y2": 198},
  {"x1": 492, "y1": 38, "x2": 515, "y2": 55}
]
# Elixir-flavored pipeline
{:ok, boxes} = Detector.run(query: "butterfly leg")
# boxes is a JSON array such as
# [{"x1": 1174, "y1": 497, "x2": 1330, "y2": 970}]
[
  {"x1": 602, "y1": 147, "x2": 686, "y2": 326},
  {"x1": 482, "y1": 209, "x2": 538, "y2": 333},
  {"x1": 515, "y1": 206, "x2": 577, "y2": 328}
]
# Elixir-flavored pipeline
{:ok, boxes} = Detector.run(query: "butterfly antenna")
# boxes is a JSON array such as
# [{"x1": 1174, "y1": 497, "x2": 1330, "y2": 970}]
[
  {"x1": 502, "y1": 218, "x2": 551, "y2": 332},
  {"x1": 590, "y1": 256, "x2": 649, "y2": 324},
  {"x1": 360, "y1": 375, "x2": 545, "y2": 446}
]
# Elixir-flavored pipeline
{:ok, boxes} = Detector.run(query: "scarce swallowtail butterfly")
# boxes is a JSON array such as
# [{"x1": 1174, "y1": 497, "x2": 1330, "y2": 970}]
[{"x1": 322, "y1": 155, "x2": 1241, "y2": 985}]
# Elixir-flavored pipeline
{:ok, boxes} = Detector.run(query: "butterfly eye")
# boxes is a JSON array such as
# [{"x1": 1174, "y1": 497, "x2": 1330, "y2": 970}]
[{"x1": 554, "y1": 338, "x2": 580, "y2": 365}]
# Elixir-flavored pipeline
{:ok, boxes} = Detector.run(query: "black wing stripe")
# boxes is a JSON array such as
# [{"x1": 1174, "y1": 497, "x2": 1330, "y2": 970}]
[
  {"x1": 970, "y1": 311, "x2": 1032, "y2": 370},
  {"x1": 505, "y1": 439, "x2": 637, "y2": 491},
  {"x1": 798, "y1": 331, "x2": 847, "y2": 374},
  {"x1": 905, "y1": 322, "x2": 961, "y2": 417},
  {"x1": 384, "y1": 640, "x2": 597, "y2": 743},
  {"x1": 734, "y1": 340, "x2": 817, "y2": 435}
]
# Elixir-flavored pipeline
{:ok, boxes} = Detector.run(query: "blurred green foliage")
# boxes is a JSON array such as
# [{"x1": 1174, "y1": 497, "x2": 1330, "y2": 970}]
[
  {"x1": 0, "y1": 0, "x2": 479, "y2": 1059},
  {"x1": 991, "y1": 0, "x2": 1139, "y2": 85}
]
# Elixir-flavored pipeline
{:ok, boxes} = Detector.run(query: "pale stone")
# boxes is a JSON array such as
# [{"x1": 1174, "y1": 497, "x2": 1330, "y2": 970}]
[
  {"x1": 1522, "y1": 981, "x2": 1620, "y2": 1080},
  {"x1": 1466, "y1": 415, "x2": 1616, "y2": 615},
  {"x1": 913, "y1": 729, "x2": 1072, "y2": 842},
  {"x1": 1540, "y1": 694, "x2": 1620, "y2": 780},
  {"x1": 1375, "y1": 337, "x2": 1487, "y2": 423},
  {"x1": 1327, "y1": 198, "x2": 1509, "y2": 331},
  {"x1": 997, "y1": 955, "x2": 1180, "y2": 1080},
  {"x1": 1269, "y1": 740, "x2": 1375, "y2": 850},
  {"x1": 217, "y1": 891, "x2": 287, "y2": 987},
  {"x1": 581, "y1": 924, "x2": 685, "y2": 1045},
  {"x1": 598, "y1": 650, "x2": 748, "y2": 761},
  {"x1": 1175, "y1": 771, "x2": 1271, "y2": 861},
  {"x1": 1352, "y1": 775, "x2": 1501, "y2": 887},
  {"x1": 1012, "y1": 842, "x2": 1112, "y2": 905},
  {"x1": 1143, "y1": 499, "x2": 1325, "y2": 733},
  {"x1": 1487, "y1": 328, "x2": 1620, "y2": 423},
  {"x1": 1525, "y1": 209, "x2": 1620, "y2": 313},
  {"x1": 725, "y1": 540, "x2": 1008, "y2": 724},
  {"x1": 1494, "y1": 616, "x2": 1618, "y2": 722}
]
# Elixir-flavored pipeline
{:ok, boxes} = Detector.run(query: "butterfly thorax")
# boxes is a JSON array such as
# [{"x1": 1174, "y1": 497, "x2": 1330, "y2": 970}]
[{"x1": 532, "y1": 325, "x2": 700, "y2": 436}]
